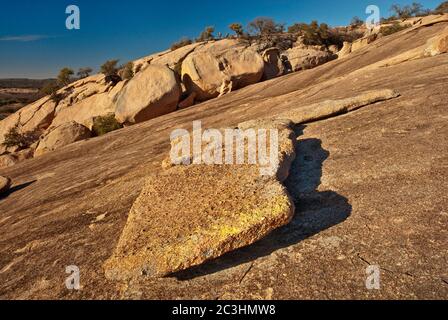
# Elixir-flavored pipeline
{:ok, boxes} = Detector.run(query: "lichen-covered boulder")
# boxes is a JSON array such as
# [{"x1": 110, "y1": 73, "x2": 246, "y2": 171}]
[{"x1": 104, "y1": 121, "x2": 297, "y2": 279}]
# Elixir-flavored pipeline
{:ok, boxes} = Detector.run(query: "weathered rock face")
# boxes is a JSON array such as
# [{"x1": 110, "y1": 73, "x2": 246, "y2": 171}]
[
  {"x1": 149, "y1": 42, "x2": 204, "y2": 70},
  {"x1": 0, "y1": 176, "x2": 11, "y2": 194},
  {"x1": 278, "y1": 89, "x2": 400, "y2": 124},
  {"x1": 262, "y1": 47, "x2": 286, "y2": 80},
  {"x1": 424, "y1": 26, "x2": 448, "y2": 56},
  {"x1": 181, "y1": 40, "x2": 265, "y2": 101},
  {"x1": 104, "y1": 121, "x2": 296, "y2": 279},
  {"x1": 351, "y1": 34, "x2": 378, "y2": 52},
  {"x1": 0, "y1": 155, "x2": 18, "y2": 169},
  {"x1": 0, "y1": 97, "x2": 56, "y2": 152},
  {"x1": 115, "y1": 65, "x2": 181, "y2": 125},
  {"x1": 51, "y1": 75, "x2": 120, "y2": 130},
  {"x1": 34, "y1": 121, "x2": 92, "y2": 157},
  {"x1": 284, "y1": 45, "x2": 335, "y2": 72},
  {"x1": 338, "y1": 41, "x2": 353, "y2": 58}
]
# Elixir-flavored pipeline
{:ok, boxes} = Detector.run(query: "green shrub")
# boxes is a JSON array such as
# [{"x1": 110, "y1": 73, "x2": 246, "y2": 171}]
[
  {"x1": 119, "y1": 62, "x2": 134, "y2": 80},
  {"x1": 92, "y1": 114, "x2": 123, "y2": 136},
  {"x1": 350, "y1": 16, "x2": 364, "y2": 28},
  {"x1": 2, "y1": 125, "x2": 40, "y2": 149},
  {"x1": 170, "y1": 38, "x2": 193, "y2": 51},
  {"x1": 435, "y1": 1, "x2": 448, "y2": 13},
  {"x1": 57, "y1": 67, "x2": 74, "y2": 86},
  {"x1": 229, "y1": 23, "x2": 244, "y2": 37},
  {"x1": 100, "y1": 60, "x2": 120, "y2": 77},
  {"x1": 380, "y1": 22, "x2": 411, "y2": 36},
  {"x1": 197, "y1": 26, "x2": 215, "y2": 42},
  {"x1": 390, "y1": 3, "x2": 426, "y2": 19},
  {"x1": 288, "y1": 21, "x2": 358, "y2": 49},
  {"x1": 77, "y1": 67, "x2": 93, "y2": 79}
]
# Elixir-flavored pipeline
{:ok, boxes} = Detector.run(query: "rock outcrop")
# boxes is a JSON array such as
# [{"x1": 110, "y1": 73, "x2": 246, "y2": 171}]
[
  {"x1": 338, "y1": 41, "x2": 353, "y2": 58},
  {"x1": 351, "y1": 34, "x2": 378, "y2": 53},
  {"x1": 34, "y1": 121, "x2": 92, "y2": 157},
  {"x1": 51, "y1": 76, "x2": 121, "y2": 130},
  {"x1": 0, "y1": 154, "x2": 18, "y2": 169},
  {"x1": 277, "y1": 89, "x2": 400, "y2": 124},
  {"x1": 262, "y1": 47, "x2": 286, "y2": 80},
  {"x1": 115, "y1": 65, "x2": 181, "y2": 125},
  {"x1": 424, "y1": 26, "x2": 448, "y2": 56},
  {"x1": 181, "y1": 40, "x2": 265, "y2": 101},
  {"x1": 0, "y1": 97, "x2": 56, "y2": 154},
  {"x1": 1, "y1": 18, "x2": 447, "y2": 299},
  {"x1": 284, "y1": 45, "x2": 335, "y2": 71},
  {"x1": 104, "y1": 121, "x2": 296, "y2": 279},
  {"x1": 0, "y1": 148, "x2": 36, "y2": 168}
]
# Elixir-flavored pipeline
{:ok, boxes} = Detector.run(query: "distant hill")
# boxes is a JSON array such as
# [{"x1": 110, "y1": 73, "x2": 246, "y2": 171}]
[{"x1": 0, "y1": 78, "x2": 55, "y2": 89}]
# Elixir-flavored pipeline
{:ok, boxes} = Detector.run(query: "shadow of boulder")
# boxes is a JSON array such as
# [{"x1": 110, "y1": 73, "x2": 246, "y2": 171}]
[
  {"x1": 174, "y1": 125, "x2": 352, "y2": 280},
  {"x1": 0, "y1": 180, "x2": 37, "y2": 200}
]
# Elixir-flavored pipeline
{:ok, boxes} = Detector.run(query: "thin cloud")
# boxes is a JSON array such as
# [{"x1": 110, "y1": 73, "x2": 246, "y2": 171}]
[{"x1": 0, "y1": 35, "x2": 51, "y2": 42}]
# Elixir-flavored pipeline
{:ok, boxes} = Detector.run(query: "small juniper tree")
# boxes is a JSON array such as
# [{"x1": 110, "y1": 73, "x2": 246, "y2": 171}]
[
  {"x1": 2, "y1": 125, "x2": 40, "y2": 150},
  {"x1": 119, "y1": 62, "x2": 134, "y2": 80},
  {"x1": 197, "y1": 26, "x2": 215, "y2": 42},
  {"x1": 77, "y1": 67, "x2": 93, "y2": 79},
  {"x1": 101, "y1": 59, "x2": 121, "y2": 85},
  {"x1": 57, "y1": 67, "x2": 74, "y2": 86},
  {"x1": 229, "y1": 23, "x2": 244, "y2": 37},
  {"x1": 350, "y1": 16, "x2": 364, "y2": 27},
  {"x1": 100, "y1": 59, "x2": 120, "y2": 77},
  {"x1": 170, "y1": 37, "x2": 193, "y2": 51},
  {"x1": 436, "y1": 1, "x2": 448, "y2": 13}
]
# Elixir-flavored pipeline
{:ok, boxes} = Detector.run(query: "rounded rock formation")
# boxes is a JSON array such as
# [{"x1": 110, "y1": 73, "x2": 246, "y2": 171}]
[
  {"x1": 181, "y1": 40, "x2": 265, "y2": 101},
  {"x1": 262, "y1": 47, "x2": 286, "y2": 80},
  {"x1": 115, "y1": 65, "x2": 181, "y2": 125},
  {"x1": 34, "y1": 121, "x2": 92, "y2": 157},
  {"x1": 284, "y1": 45, "x2": 335, "y2": 72}
]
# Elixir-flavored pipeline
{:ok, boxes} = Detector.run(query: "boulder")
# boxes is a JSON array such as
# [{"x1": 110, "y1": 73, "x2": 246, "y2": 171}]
[
  {"x1": 284, "y1": 45, "x2": 335, "y2": 72},
  {"x1": 104, "y1": 121, "x2": 296, "y2": 279},
  {"x1": 328, "y1": 44, "x2": 340, "y2": 55},
  {"x1": 115, "y1": 65, "x2": 181, "y2": 125},
  {"x1": 262, "y1": 47, "x2": 285, "y2": 80},
  {"x1": 0, "y1": 176, "x2": 11, "y2": 194},
  {"x1": 0, "y1": 97, "x2": 56, "y2": 148},
  {"x1": 424, "y1": 26, "x2": 448, "y2": 56},
  {"x1": 0, "y1": 148, "x2": 34, "y2": 169},
  {"x1": 149, "y1": 42, "x2": 204, "y2": 71},
  {"x1": 277, "y1": 89, "x2": 400, "y2": 124},
  {"x1": 338, "y1": 41, "x2": 353, "y2": 58},
  {"x1": 34, "y1": 121, "x2": 92, "y2": 157},
  {"x1": 0, "y1": 155, "x2": 18, "y2": 169},
  {"x1": 351, "y1": 34, "x2": 378, "y2": 52},
  {"x1": 51, "y1": 92, "x2": 116, "y2": 130},
  {"x1": 181, "y1": 40, "x2": 265, "y2": 101}
]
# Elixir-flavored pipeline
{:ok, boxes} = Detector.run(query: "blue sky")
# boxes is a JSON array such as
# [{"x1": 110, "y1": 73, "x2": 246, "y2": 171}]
[{"x1": 0, "y1": 0, "x2": 442, "y2": 78}]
